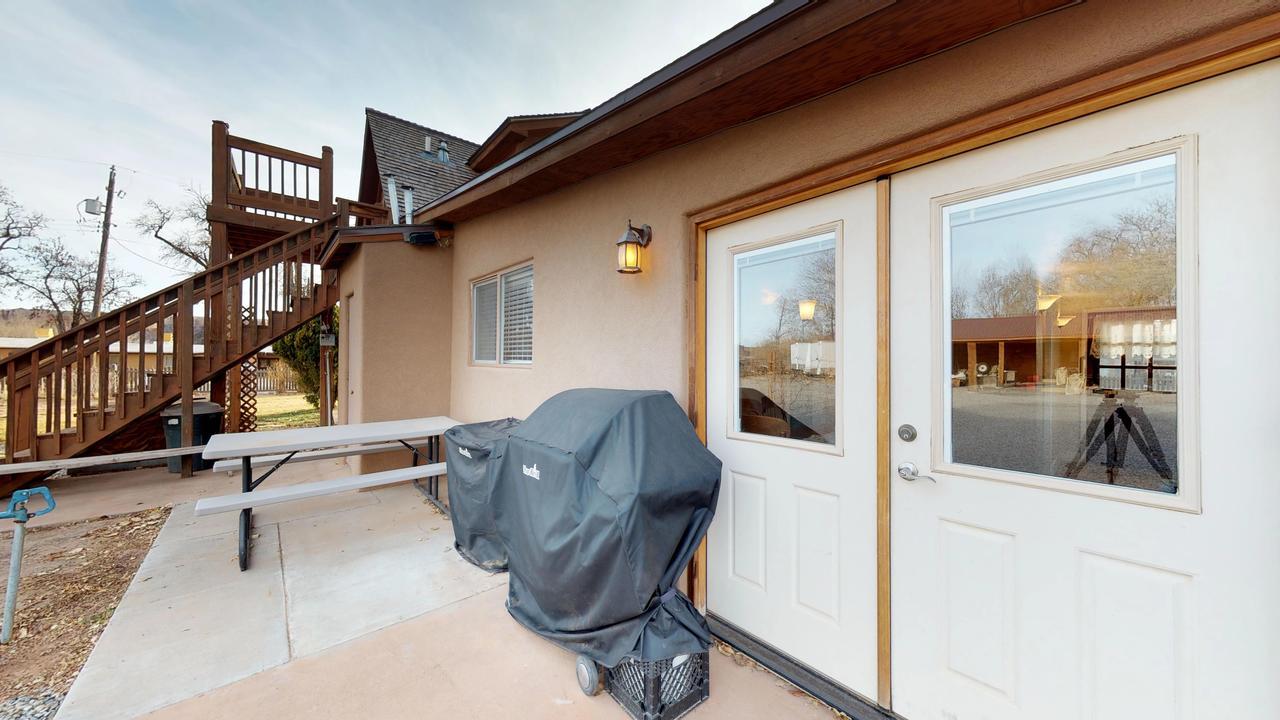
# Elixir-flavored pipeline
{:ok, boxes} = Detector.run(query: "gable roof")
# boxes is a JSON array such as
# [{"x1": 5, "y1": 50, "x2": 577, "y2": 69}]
[
  {"x1": 358, "y1": 108, "x2": 481, "y2": 212},
  {"x1": 469, "y1": 111, "x2": 588, "y2": 173}
]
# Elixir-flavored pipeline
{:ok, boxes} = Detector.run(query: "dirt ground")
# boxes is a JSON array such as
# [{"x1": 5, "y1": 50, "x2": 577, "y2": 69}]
[{"x1": 0, "y1": 507, "x2": 169, "y2": 704}]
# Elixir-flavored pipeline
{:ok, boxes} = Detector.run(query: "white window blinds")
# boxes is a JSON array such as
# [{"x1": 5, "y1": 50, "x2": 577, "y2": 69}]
[
  {"x1": 472, "y1": 278, "x2": 499, "y2": 363},
  {"x1": 500, "y1": 266, "x2": 534, "y2": 364}
]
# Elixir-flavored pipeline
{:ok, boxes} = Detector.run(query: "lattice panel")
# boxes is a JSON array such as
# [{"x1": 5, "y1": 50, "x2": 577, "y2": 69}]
[{"x1": 237, "y1": 355, "x2": 258, "y2": 433}]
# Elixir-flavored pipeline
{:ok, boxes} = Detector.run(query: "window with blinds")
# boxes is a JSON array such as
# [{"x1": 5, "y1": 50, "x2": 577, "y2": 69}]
[
  {"x1": 472, "y1": 278, "x2": 499, "y2": 363},
  {"x1": 500, "y1": 266, "x2": 534, "y2": 364},
  {"x1": 471, "y1": 265, "x2": 533, "y2": 365}
]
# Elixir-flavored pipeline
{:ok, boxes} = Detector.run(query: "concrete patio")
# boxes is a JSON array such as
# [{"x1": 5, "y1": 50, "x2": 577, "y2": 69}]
[{"x1": 41, "y1": 461, "x2": 833, "y2": 719}]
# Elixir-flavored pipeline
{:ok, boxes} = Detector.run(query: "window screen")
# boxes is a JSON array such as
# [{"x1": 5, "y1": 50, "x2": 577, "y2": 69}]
[
  {"x1": 501, "y1": 266, "x2": 534, "y2": 364},
  {"x1": 472, "y1": 278, "x2": 499, "y2": 363}
]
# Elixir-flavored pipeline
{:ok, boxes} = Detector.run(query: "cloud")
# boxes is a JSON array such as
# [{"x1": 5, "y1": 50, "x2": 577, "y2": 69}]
[{"x1": 0, "y1": 0, "x2": 767, "y2": 304}]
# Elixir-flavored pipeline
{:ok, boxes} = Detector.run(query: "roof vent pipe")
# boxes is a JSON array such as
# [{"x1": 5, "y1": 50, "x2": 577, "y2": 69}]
[
  {"x1": 402, "y1": 186, "x2": 414, "y2": 224},
  {"x1": 437, "y1": 140, "x2": 449, "y2": 163},
  {"x1": 424, "y1": 135, "x2": 432, "y2": 153},
  {"x1": 384, "y1": 174, "x2": 400, "y2": 224}
]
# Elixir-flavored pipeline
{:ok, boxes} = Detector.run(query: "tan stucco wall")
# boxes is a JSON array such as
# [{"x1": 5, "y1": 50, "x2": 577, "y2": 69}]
[
  {"x1": 435, "y1": 0, "x2": 1277, "y2": 423},
  {"x1": 337, "y1": 240, "x2": 452, "y2": 473}
]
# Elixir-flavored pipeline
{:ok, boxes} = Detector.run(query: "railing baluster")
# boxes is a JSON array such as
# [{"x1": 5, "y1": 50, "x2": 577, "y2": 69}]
[
  {"x1": 51, "y1": 338, "x2": 62, "y2": 455},
  {"x1": 96, "y1": 320, "x2": 108, "y2": 431},
  {"x1": 5, "y1": 359, "x2": 16, "y2": 461},
  {"x1": 27, "y1": 353, "x2": 39, "y2": 460},
  {"x1": 118, "y1": 308, "x2": 129, "y2": 421}
]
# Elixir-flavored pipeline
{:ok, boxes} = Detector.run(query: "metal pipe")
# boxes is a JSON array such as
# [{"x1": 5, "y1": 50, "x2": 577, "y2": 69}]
[
  {"x1": 402, "y1": 186, "x2": 414, "y2": 224},
  {"x1": 384, "y1": 175, "x2": 400, "y2": 224},
  {"x1": 2, "y1": 516, "x2": 26, "y2": 644}
]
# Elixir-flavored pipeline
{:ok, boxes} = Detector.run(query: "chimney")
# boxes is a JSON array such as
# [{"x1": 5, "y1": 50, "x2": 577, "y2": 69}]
[
  {"x1": 424, "y1": 135, "x2": 432, "y2": 154},
  {"x1": 402, "y1": 186, "x2": 414, "y2": 224},
  {"x1": 437, "y1": 140, "x2": 449, "y2": 163},
  {"x1": 384, "y1": 174, "x2": 400, "y2": 224}
]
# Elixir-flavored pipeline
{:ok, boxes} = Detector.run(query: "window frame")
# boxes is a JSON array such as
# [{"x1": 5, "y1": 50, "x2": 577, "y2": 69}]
[
  {"x1": 470, "y1": 263, "x2": 534, "y2": 368},
  {"x1": 930, "y1": 136, "x2": 1201, "y2": 513}
]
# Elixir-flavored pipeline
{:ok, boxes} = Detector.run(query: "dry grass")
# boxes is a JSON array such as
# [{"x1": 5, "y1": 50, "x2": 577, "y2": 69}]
[{"x1": 255, "y1": 393, "x2": 320, "y2": 431}]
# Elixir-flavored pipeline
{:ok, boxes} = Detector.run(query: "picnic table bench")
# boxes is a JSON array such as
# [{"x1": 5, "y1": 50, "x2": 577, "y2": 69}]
[{"x1": 196, "y1": 416, "x2": 459, "y2": 570}]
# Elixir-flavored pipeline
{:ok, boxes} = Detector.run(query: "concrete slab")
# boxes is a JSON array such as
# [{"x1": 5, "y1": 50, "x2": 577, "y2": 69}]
[
  {"x1": 280, "y1": 483, "x2": 504, "y2": 657},
  {"x1": 55, "y1": 518, "x2": 290, "y2": 720},
  {"x1": 141, "y1": 586, "x2": 836, "y2": 720}
]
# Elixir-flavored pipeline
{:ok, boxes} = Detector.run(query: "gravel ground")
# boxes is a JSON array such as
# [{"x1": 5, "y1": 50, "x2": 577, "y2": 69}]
[{"x1": 0, "y1": 690, "x2": 64, "y2": 720}]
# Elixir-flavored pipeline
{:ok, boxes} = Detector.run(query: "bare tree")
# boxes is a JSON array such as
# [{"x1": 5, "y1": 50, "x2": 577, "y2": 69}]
[
  {"x1": 5, "y1": 238, "x2": 140, "y2": 333},
  {"x1": 951, "y1": 283, "x2": 972, "y2": 319},
  {"x1": 0, "y1": 184, "x2": 45, "y2": 275},
  {"x1": 132, "y1": 186, "x2": 211, "y2": 270},
  {"x1": 1053, "y1": 198, "x2": 1175, "y2": 309},
  {"x1": 974, "y1": 256, "x2": 1040, "y2": 318}
]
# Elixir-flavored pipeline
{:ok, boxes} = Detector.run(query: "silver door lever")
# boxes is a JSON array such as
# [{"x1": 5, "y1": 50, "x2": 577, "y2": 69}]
[{"x1": 897, "y1": 462, "x2": 936, "y2": 483}]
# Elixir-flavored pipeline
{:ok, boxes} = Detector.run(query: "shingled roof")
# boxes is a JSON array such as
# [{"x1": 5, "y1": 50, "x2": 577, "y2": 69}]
[{"x1": 358, "y1": 108, "x2": 480, "y2": 214}]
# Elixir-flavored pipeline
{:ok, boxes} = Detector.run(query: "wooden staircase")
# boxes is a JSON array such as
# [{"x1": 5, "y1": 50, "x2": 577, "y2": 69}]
[
  {"x1": 0, "y1": 122, "x2": 391, "y2": 494},
  {"x1": 0, "y1": 211, "x2": 350, "y2": 494}
]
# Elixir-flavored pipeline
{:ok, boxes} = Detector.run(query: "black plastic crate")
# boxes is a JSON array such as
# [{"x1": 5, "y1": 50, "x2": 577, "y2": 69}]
[{"x1": 605, "y1": 651, "x2": 710, "y2": 720}]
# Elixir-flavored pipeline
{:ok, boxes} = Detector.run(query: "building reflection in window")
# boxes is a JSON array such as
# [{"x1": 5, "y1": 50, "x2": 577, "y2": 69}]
[
  {"x1": 735, "y1": 232, "x2": 837, "y2": 445},
  {"x1": 945, "y1": 154, "x2": 1178, "y2": 493}
]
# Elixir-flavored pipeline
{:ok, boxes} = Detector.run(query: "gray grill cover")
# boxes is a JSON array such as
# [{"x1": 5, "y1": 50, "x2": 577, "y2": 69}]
[
  {"x1": 492, "y1": 389, "x2": 722, "y2": 667},
  {"x1": 444, "y1": 418, "x2": 522, "y2": 572}
]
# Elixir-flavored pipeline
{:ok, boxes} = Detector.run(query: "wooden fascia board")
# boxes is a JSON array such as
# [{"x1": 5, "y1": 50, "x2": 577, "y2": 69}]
[{"x1": 422, "y1": 0, "x2": 1078, "y2": 223}]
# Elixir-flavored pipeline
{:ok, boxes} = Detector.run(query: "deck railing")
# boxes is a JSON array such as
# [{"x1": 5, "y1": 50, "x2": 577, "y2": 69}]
[{"x1": 212, "y1": 121, "x2": 334, "y2": 225}]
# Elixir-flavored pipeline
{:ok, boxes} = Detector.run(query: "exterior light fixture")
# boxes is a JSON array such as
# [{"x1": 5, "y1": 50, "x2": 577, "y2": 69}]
[
  {"x1": 797, "y1": 299, "x2": 817, "y2": 321},
  {"x1": 616, "y1": 221, "x2": 652, "y2": 274}
]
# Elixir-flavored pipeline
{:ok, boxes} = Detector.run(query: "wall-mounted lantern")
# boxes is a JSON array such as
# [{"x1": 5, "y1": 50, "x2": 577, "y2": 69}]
[
  {"x1": 797, "y1": 299, "x2": 817, "y2": 321},
  {"x1": 616, "y1": 221, "x2": 652, "y2": 274}
]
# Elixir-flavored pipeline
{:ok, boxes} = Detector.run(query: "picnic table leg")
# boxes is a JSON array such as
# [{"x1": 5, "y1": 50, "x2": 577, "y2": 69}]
[{"x1": 239, "y1": 456, "x2": 252, "y2": 571}]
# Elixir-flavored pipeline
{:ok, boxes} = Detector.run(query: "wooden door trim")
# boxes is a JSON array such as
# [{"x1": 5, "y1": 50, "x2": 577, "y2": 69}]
[{"x1": 874, "y1": 177, "x2": 892, "y2": 707}]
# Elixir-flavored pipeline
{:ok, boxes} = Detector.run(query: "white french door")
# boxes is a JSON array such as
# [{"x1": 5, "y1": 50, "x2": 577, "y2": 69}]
[
  {"x1": 890, "y1": 61, "x2": 1280, "y2": 720},
  {"x1": 706, "y1": 182, "x2": 879, "y2": 700}
]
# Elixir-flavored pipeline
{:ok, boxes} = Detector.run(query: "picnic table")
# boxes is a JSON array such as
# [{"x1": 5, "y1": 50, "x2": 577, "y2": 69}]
[{"x1": 201, "y1": 416, "x2": 460, "y2": 570}]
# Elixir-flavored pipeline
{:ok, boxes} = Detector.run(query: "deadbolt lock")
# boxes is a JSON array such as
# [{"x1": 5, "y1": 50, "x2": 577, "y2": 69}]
[{"x1": 897, "y1": 424, "x2": 918, "y2": 442}]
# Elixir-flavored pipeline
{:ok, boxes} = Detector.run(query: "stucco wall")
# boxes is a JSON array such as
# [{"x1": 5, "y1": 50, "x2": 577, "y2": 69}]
[
  {"x1": 435, "y1": 0, "x2": 1277, "y2": 423},
  {"x1": 338, "y1": 240, "x2": 452, "y2": 473}
]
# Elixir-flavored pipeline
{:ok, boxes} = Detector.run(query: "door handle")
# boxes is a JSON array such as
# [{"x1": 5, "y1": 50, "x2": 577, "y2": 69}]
[{"x1": 897, "y1": 462, "x2": 936, "y2": 483}]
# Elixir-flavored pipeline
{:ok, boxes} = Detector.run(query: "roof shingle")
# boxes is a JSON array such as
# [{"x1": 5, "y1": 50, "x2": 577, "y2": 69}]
[{"x1": 364, "y1": 108, "x2": 480, "y2": 214}]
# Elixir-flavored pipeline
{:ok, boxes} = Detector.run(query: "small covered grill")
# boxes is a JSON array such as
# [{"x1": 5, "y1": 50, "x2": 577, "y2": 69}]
[
  {"x1": 490, "y1": 388, "x2": 721, "y2": 718},
  {"x1": 443, "y1": 418, "x2": 522, "y2": 572}
]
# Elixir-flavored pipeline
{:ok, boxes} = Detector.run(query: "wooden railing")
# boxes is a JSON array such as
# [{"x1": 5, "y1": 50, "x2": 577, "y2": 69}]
[
  {"x1": 212, "y1": 121, "x2": 334, "y2": 224},
  {"x1": 338, "y1": 198, "x2": 390, "y2": 227},
  {"x1": 0, "y1": 211, "x2": 346, "y2": 464}
]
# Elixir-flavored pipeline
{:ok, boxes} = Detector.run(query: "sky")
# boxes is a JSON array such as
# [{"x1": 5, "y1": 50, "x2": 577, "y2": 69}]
[{"x1": 0, "y1": 0, "x2": 767, "y2": 308}]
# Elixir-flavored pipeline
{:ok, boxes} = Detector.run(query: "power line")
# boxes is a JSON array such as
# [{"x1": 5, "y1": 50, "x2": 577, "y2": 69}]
[
  {"x1": 0, "y1": 149, "x2": 198, "y2": 190},
  {"x1": 108, "y1": 239, "x2": 191, "y2": 274}
]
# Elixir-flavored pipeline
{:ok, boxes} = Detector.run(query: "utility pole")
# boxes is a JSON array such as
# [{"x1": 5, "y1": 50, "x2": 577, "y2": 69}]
[{"x1": 90, "y1": 165, "x2": 116, "y2": 319}]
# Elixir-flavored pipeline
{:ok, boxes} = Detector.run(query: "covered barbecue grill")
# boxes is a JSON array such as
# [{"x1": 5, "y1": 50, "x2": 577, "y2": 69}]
[
  {"x1": 443, "y1": 417, "x2": 522, "y2": 572},
  {"x1": 490, "y1": 388, "x2": 722, "y2": 668}
]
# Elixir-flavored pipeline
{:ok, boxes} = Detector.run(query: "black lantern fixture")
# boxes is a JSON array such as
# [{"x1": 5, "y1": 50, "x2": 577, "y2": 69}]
[{"x1": 616, "y1": 220, "x2": 652, "y2": 274}]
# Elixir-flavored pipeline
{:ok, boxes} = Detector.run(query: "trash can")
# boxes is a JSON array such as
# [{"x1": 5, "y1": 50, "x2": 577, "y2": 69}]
[
  {"x1": 161, "y1": 401, "x2": 224, "y2": 472},
  {"x1": 444, "y1": 417, "x2": 521, "y2": 572}
]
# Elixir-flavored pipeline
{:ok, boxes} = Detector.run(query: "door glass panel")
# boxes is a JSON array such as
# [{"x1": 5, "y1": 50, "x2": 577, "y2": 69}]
[
  {"x1": 944, "y1": 154, "x2": 1178, "y2": 493},
  {"x1": 734, "y1": 231, "x2": 837, "y2": 445}
]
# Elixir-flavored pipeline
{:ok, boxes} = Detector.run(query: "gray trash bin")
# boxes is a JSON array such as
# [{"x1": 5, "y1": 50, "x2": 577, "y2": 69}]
[
  {"x1": 443, "y1": 417, "x2": 521, "y2": 572},
  {"x1": 161, "y1": 401, "x2": 224, "y2": 472}
]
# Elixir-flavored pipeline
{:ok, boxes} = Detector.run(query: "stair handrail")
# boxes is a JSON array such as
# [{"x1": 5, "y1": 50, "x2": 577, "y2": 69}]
[{"x1": 1, "y1": 212, "x2": 342, "y2": 375}]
